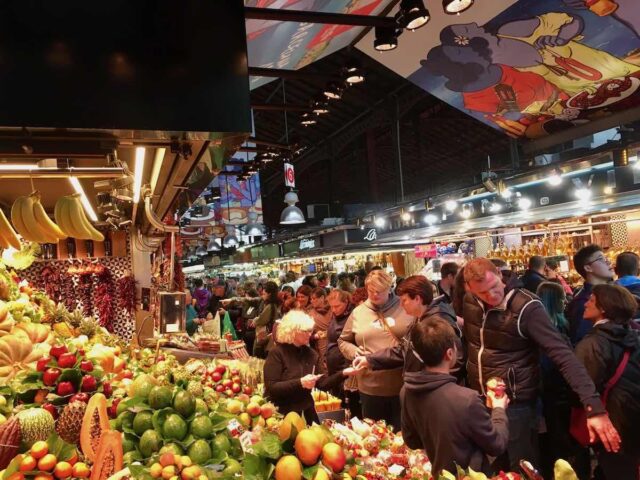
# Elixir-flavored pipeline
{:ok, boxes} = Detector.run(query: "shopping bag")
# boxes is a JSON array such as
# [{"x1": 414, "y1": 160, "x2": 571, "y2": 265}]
[
  {"x1": 203, "y1": 311, "x2": 221, "y2": 337},
  {"x1": 222, "y1": 311, "x2": 238, "y2": 340}
]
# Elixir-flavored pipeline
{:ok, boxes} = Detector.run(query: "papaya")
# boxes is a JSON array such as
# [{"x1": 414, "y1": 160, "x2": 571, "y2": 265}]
[
  {"x1": 80, "y1": 393, "x2": 110, "y2": 463},
  {"x1": 89, "y1": 430, "x2": 123, "y2": 480}
]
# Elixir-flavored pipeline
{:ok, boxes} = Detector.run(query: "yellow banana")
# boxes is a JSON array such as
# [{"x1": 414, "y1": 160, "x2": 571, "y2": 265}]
[
  {"x1": 56, "y1": 196, "x2": 83, "y2": 239},
  {"x1": 0, "y1": 209, "x2": 21, "y2": 249},
  {"x1": 70, "y1": 194, "x2": 104, "y2": 242},
  {"x1": 11, "y1": 197, "x2": 35, "y2": 242},
  {"x1": 32, "y1": 194, "x2": 66, "y2": 240},
  {"x1": 20, "y1": 195, "x2": 56, "y2": 244}
]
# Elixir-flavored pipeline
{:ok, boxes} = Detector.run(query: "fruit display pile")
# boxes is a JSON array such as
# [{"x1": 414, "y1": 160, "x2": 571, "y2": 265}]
[{"x1": 0, "y1": 259, "x2": 583, "y2": 480}]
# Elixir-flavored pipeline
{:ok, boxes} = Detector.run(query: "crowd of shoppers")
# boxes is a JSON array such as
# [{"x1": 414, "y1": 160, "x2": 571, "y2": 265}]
[{"x1": 189, "y1": 248, "x2": 639, "y2": 479}]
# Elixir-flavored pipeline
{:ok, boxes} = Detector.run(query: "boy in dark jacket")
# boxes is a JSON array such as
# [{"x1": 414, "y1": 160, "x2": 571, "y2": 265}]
[{"x1": 400, "y1": 317, "x2": 509, "y2": 477}]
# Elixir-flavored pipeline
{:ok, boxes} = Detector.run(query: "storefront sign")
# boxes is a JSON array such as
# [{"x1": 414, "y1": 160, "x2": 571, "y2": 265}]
[
  {"x1": 346, "y1": 228, "x2": 378, "y2": 243},
  {"x1": 284, "y1": 163, "x2": 296, "y2": 188},
  {"x1": 299, "y1": 238, "x2": 316, "y2": 250},
  {"x1": 415, "y1": 244, "x2": 438, "y2": 259}
]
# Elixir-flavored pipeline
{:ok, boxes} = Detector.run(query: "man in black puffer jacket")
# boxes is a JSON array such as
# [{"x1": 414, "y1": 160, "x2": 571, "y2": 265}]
[
  {"x1": 463, "y1": 259, "x2": 621, "y2": 472},
  {"x1": 353, "y1": 275, "x2": 466, "y2": 382}
]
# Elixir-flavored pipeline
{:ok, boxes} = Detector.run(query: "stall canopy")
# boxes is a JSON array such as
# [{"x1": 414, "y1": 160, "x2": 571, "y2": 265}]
[{"x1": 356, "y1": 0, "x2": 640, "y2": 141}]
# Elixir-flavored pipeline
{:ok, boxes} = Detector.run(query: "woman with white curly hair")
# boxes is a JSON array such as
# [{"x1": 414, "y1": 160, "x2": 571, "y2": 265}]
[{"x1": 264, "y1": 309, "x2": 356, "y2": 422}]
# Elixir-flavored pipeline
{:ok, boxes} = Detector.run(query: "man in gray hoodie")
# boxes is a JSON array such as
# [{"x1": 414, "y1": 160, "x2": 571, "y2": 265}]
[{"x1": 400, "y1": 316, "x2": 509, "y2": 477}]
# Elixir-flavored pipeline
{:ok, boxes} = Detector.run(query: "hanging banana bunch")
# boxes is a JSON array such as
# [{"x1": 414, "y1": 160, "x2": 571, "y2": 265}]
[
  {"x1": 11, "y1": 192, "x2": 67, "y2": 245},
  {"x1": 0, "y1": 208, "x2": 21, "y2": 250},
  {"x1": 54, "y1": 194, "x2": 104, "y2": 242}
]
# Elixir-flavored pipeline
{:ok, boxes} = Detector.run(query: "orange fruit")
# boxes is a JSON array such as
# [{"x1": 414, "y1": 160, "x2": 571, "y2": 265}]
[
  {"x1": 54, "y1": 461, "x2": 73, "y2": 479},
  {"x1": 31, "y1": 441, "x2": 49, "y2": 459},
  {"x1": 149, "y1": 463, "x2": 163, "y2": 478},
  {"x1": 67, "y1": 451, "x2": 78, "y2": 466},
  {"x1": 159, "y1": 452, "x2": 175, "y2": 467},
  {"x1": 72, "y1": 462, "x2": 91, "y2": 478},
  {"x1": 38, "y1": 453, "x2": 57, "y2": 472},
  {"x1": 6, "y1": 473, "x2": 25, "y2": 480},
  {"x1": 34, "y1": 476, "x2": 54, "y2": 480},
  {"x1": 19, "y1": 455, "x2": 37, "y2": 472}
]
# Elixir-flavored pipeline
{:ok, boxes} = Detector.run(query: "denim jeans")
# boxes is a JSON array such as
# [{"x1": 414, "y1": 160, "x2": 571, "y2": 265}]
[{"x1": 493, "y1": 402, "x2": 539, "y2": 472}]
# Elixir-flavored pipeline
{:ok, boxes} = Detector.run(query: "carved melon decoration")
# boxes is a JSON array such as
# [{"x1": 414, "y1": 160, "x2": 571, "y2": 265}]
[
  {"x1": 12, "y1": 322, "x2": 54, "y2": 344},
  {"x1": 90, "y1": 430, "x2": 123, "y2": 480},
  {"x1": 0, "y1": 334, "x2": 45, "y2": 382},
  {"x1": 80, "y1": 393, "x2": 111, "y2": 463},
  {"x1": 0, "y1": 303, "x2": 14, "y2": 337}
]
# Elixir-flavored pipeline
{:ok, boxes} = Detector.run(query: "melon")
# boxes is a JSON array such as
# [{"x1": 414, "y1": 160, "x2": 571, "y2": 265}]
[{"x1": 16, "y1": 408, "x2": 55, "y2": 448}]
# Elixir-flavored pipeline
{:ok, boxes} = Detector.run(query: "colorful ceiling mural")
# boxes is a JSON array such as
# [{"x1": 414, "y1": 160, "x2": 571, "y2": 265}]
[
  {"x1": 246, "y1": 0, "x2": 393, "y2": 89},
  {"x1": 358, "y1": 0, "x2": 640, "y2": 139}
]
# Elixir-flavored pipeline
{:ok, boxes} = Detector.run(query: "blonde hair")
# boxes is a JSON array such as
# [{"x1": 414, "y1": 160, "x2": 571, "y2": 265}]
[
  {"x1": 276, "y1": 310, "x2": 315, "y2": 344},
  {"x1": 365, "y1": 269, "x2": 393, "y2": 291},
  {"x1": 327, "y1": 289, "x2": 351, "y2": 304}
]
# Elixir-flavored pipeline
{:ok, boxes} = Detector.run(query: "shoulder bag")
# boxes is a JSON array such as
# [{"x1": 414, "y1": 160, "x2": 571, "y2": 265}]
[{"x1": 569, "y1": 349, "x2": 630, "y2": 447}]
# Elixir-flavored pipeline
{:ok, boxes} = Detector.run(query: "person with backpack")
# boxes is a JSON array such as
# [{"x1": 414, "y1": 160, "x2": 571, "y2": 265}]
[{"x1": 575, "y1": 284, "x2": 640, "y2": 479}]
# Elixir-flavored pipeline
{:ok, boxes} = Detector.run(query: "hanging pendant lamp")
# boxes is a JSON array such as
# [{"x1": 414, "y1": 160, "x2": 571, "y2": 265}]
[{"x1": 280, "y1": 191, "x2": 305, "y2": 225}]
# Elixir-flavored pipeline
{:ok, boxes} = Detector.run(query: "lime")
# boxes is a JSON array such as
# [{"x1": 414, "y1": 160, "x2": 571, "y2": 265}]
[
  {"x1": 163, "y1": 413, "x2": 188, "y2": 441},
  {"x1": 116, "y1": 400, "x2": 129, "y2": 416},
  {"x1": 116, "y1": 411, "x2": 135, "y2": 431},
  {"x1": 224, "y1": 458, "x2": 242, "y2": 475},
  {"x1": 195, "y1": 398, "x2": 208, "y2": 415},
  {"x1": 173, "y1": 390, "x2": 196, "y2": 418},
  {"x1": 160, "y1": 443, "x2": 185, "y2": 456},
  {"x1": 187, "y1": 439, "x2": 212, "y2": 465},
  {"x1": 123, "y1": 450, "x2": 142, "y2": 464},
  {"x1": 139, "y1": 429, "x2": 162, "y2": 458},
  {"x1": 213, "y1": 433, "x2": 231, "y2": 453},
  {"x1": 133, "y1": 411, "x2": 154, "y2": 436},
  {"x1": 131, "y1": 374, "x2": 158, "y2": 400},
  {"x1": 190, "y1": 415, "x2": 213, "y2": 439},
  {"x1": 148, "y1": 386, "x2": 173, "y2": 410},
  {"x1": 122, "y1": 434, "x2": 138, "y2": 453}
]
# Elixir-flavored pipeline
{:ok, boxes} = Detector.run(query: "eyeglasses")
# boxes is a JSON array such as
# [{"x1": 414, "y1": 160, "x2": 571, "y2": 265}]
[{"x1": 585, "y1": 256, "x2": 611, "y2": 266}]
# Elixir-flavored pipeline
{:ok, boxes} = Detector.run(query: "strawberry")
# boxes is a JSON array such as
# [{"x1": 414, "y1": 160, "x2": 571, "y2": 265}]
[
  {"x1": 42, "y1": 367, "x2": 61, "y2": 386},
  {"x1": 81, "y1": 375, "x2": 97, "y2": 392},
  {"x1": 56, "y1": 381, "x2": 75, "y2": 396}
]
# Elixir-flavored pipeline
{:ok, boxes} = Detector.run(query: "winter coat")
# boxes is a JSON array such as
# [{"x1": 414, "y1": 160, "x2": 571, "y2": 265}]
[
  {"x1": 264, "y1": 343, "x2": 344, "y2": 417},
  {"x1": 309, "y1": 303, "x2": 332, "y2": 369},
  {"x1": 366, "y1": 303, "x2": 466, "y2": 382},
  {"x1": 575, "y1": 322, "x2": 640, "y2": 456},
  {"x1": 566, "y1": 283, "x2": 594, "y2": 345},
  {"x1": 326, "y1": 304, "x2": 355, "y2": 375},
  {"x1": 520, "y1": 269, "x2": 547, "y2": 295},
  {"x1": 338, "y1": 295, "x2": 414, "y2": 396},
  {"x1": 400, "y1": 371, "x2": 509, "y2": 476},
  {"x1": 463, "y1": 289, "x2": 604, "y2": 415},
  {"x1": 616, "y1": 276, "x2": 640, "y2": 319}
]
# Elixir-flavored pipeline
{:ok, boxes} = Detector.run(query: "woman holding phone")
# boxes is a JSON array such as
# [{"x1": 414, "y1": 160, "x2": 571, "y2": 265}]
[{"x1": 264, "y1": 310, "x2": 356, "y2": 422}]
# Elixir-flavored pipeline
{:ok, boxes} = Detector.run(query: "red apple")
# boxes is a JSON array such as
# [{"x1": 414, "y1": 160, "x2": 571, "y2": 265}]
[
  {"x1": 80, "y1": 360, "x2": 93, "y2": 372},
  {"x1": 49, "y1": 344, "x2": 68, "y2": 359},
  {"x1": 231, "y1": 369, "x2": 240, "y2": 376},
  {"x1": 211, "y1": 372, "x2": 222, "y2": 383},
  {"x1": 215, "y1": 365, "x2": 226, "y2": 375},
  {"x1": 36, "y1": 357, "x2": 51, "y2": 372},
  {"x1": 246, "y1": 402, "x2": 261, "y2": 417},
  {"x1": 42, "y1": 403, "x2": 58, "y2": 419},
  {"x1": 81, "y1": 375, "x2": 97, "y2": 392},
  {"x1": 231, "y1": 383, "x2": 241, "y2": 394},
  {"x1": 57, "y1": 381, "x2": 75, "y2": 396},
  {"x1": 70, "y1": 393, "x2": 89, "y2": 403},
  {"x1": 77, "y1": 349, "x2": 85, "y2": 357},
  {"x1": 57, "y1": 352, "x2": 77, "y2": 369},
  {"x1": 215, "y1": 385, "x2": 225, "y2": 393},
  {"x1": 231, "y1": 376, "x2": 241, "y2": 384},
  {"x1": 102, "y1": 381, "x2": 112, "y2": 398},
  {"x1": 156, "y1": 355, "x2": 165, "y2": 362},
  {"x1": 243, "y1": 386, "x2": 253, "y2": 395},
  {"x1": 260, "y1": 403, "x2": 275, "y2": 419},
  {"x1": 222, "y1": 379, "x2": 233, "y2": 388},
  {"x1": 42, "y1": 367, "x2": 61, "y2": 386}
]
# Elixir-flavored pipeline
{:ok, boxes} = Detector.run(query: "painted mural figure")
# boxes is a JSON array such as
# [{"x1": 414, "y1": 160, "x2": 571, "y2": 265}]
[{"x1": 424, "y1": 11, "x2": 640, "y2": 137}]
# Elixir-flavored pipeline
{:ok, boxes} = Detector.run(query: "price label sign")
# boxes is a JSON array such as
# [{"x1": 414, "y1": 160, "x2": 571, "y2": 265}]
[{"x1": 284, "y1": 162, "x2": 295, "y2": 188}]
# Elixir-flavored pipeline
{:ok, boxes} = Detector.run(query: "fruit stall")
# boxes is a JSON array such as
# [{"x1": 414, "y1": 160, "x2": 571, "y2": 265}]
[{"x1": 0, "y1": 259, "x2": 584, "y2": 480}]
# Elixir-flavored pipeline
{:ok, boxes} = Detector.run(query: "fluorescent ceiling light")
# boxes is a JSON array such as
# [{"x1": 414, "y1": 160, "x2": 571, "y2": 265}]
[
  {"x1": 0, "y1": 164, "x2": 40, "y2": 171},
  {"x1": 133, "y1": 146, "x2": 146, "y2": 203},
  {"x1": 69, "y1": 177, "x2": 98, "y2": 222},
  {"x1": 150, "y1": 147, "x2": 166, "y2": 193},
  {"x1": 374, "y1": 217, "x2": 386, "y2": 227},
  {"x1": 445, "y1": 199, "x2": 457, "y2": 212}
]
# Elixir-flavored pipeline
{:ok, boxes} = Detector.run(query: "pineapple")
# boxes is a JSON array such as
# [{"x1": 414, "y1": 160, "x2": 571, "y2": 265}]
[
  {"x1": 172, "y1": 367, "x2": 190, "y2": 384},
  {"x1": 56, "y1": 401, "x2": 86, "y2": 445},
  {"x1": 187, "y1": 381, "x2": 204, "y2": 398},
  {"x1": 43, "y1": 302, "x2": 69, "y2": 325},
  {"x1": 78, "y1": 317, "x2": 99, "y2": 337},
  {"x1": 68, "y1": 308, "x2": 84, "y2": 329}
]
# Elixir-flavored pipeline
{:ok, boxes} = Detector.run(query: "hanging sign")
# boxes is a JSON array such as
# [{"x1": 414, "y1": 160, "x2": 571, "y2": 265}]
[
  {"x1": 346, "y1": 228, "x2": 378, "y2": 243},
  {"x1": 299, "y1": 238, "x2": 316, "y2": 250},
  {"x1": 415, "y1": 244, "x2": 438, "y2": 259},
  {"x1": 284, "y1": 163, "x2": 295, "y2": 188}
]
